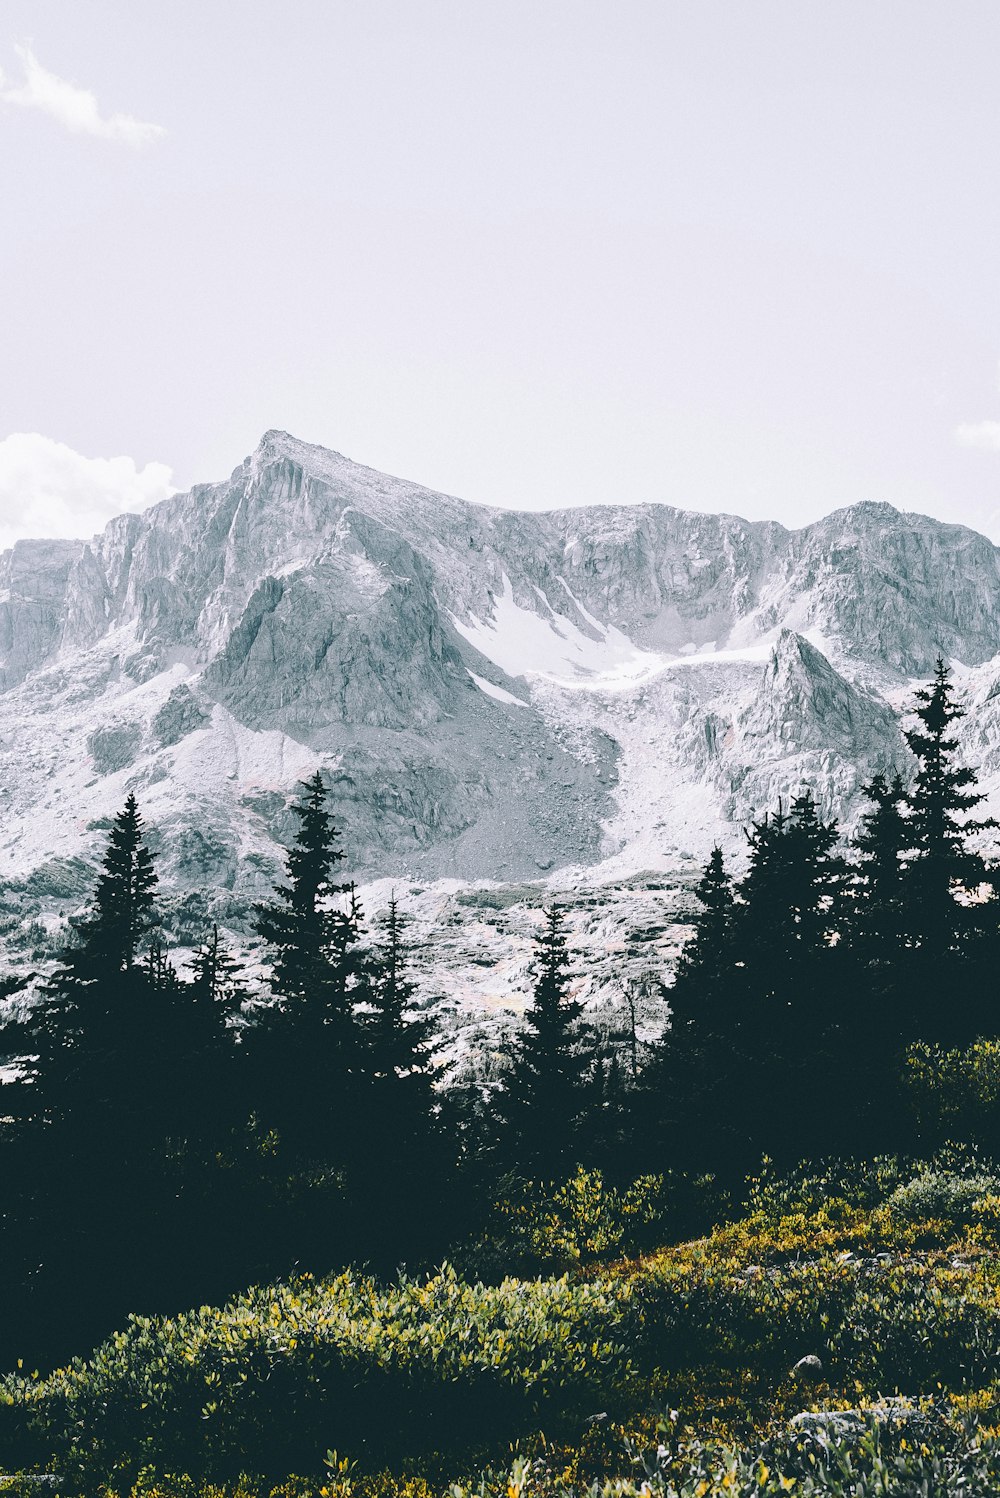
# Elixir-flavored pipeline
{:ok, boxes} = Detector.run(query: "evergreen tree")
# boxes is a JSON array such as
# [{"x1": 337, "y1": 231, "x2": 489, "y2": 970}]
[
  {"x1": 350, "y1": 895, "x2": 451, "y2": 1263},
  {"x1": 363, "y1": 895, "x2": 435, "y2": 1089},
  {"x1": 187, "y1": 924, "x2": 249, "y2": 1011},
  {"x1": 740, "y1": 791, "x2": 847, "y2": 969},
  {"x1": 851, "y1": 771, "x2": 910, "y2": 959},
  {"x1": 904, "y1": 659, "x2": 995, "y2": 956},
  {"x1": 26, "y1": 794, "x2": 161, "y2": 1126},
  {"x1": 738, "y1": 790, "x2": 848, "y2": 1062},
  {"x1": 57, "y1": 791, "x2": 158, "y2": 993},
  {"x1": 650, "y1": 792, "x2": 853, "y2": 1170},
  {"x1": 669, "y1": 847, "x2": 737, "y2": 1043},
  {"x1": 636, "y1": 846, "x2": 742, "y2": 1174},
  {"x1": 250, "y1": 771, "x2": 366, "y2": 1164},
  {"x1": 254, "y1": 772, "x2": 353, "y2": 1007},
  {"x1": 2, "y1": 798, "x2": 189, "y2": 1364},
  {"x1": 500, "y1": 907, "x2": 586, "y2": 1179}
]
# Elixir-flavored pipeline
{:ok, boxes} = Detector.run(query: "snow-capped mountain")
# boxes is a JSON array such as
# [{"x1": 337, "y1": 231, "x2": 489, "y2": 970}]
[{"x1": 4, "y1": 430, "x2": 1000, "y2": 1028}]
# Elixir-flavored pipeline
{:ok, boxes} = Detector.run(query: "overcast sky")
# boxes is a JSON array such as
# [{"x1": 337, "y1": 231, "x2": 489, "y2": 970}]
[{"x1": 4, "y1": 1, "x2": 1000, "y2": 549}]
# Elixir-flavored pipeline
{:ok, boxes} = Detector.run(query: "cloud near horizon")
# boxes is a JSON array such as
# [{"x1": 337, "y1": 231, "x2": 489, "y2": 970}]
[
  {"x1": 955, "y1": 420, "x2": 1000, "y2": 453},
  {"x1": 0, "y1": 434, "x2": 175, "y2": 553},
  {"x1": 0, "y1": 44, "x2": 165, "y2": 145}
]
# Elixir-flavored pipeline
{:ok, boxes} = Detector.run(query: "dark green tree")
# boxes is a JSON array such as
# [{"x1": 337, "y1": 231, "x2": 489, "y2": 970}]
[
  {"x1": 851, "y1": 770, "x2": 910, "y2": 958},
  {"x1": 254, "y1": 771, "x2": 354, "y2": 1007},
  {"x1": 669, "y1": 847, "x2": 737, "y2": 1041},
  {"x1": 637, "y1": 846, "x2": 743, "y2": 1174},
  {"x1": 59, "y1": 791, "x2": 158, "y2": 991},
  {"x1": 739, "y1": 792, "x2": 848, "y2": 971},
  {"x1": 249, "y1": 772, "x2": 366, "y2": 1220},
  {"x1": 649, "y1": 793, "x2": 853, "y2": 1171},
  {"x1": 363, "y1": 895, "x2": 435, "y2": 1090},
  {"x1": 25, "y1": 794, "x2": 161, "y2": 1126},
  {"x1": 0, "y1": 799, "x2": 191, "y2": 1365},
  {"x1": 187, "y1": 924, "x2": 249, "y2": 1011},
  {"x1": 352, "y1": 895, "x2": 449, "y2": 1263},
  {"x1": 500, "y1": 907, "x2": 586, "y2": 1179},
  {"x1": 904, "y1": 660, "x2": 995, "y2": 956}
]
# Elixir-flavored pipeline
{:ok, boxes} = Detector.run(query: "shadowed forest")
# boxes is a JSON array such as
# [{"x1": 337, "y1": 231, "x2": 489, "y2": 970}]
[{"x1": 3, "y1": 662, "x2": 1000, "y2": 1494}]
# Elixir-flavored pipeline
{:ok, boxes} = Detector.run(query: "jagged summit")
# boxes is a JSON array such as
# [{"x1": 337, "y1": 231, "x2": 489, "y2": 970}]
[{"x1": 3, "y1": 431, "x2": 1000, "y2": 953}]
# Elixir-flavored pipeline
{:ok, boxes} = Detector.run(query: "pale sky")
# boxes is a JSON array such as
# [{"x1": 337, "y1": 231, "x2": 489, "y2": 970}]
[{"x1": 4, "y1": 1, "x2": 1000, "y2": 549}]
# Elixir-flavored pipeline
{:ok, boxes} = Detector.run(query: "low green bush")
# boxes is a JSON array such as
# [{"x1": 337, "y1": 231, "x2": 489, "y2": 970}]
[
  {"x1": 457, "y1": 1167, "x2": 721, "y2": 1279},
  {"x1": 0, "y1": 1267, "x2": 632, "y2": 1488},
  {"x1": 6, "y1": 1163, "x2": 1000, "y2": 1492},
  {"x1": 888, "y1": 1168, "x2": 1000, "y2": 1228},
  {"x1": 450, "y1": 1409, "x2": 1000, "y2": 1496}
]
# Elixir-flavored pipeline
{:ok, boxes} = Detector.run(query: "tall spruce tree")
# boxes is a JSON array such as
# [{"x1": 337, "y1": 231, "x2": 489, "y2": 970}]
[
  {"x1": 500, "y1": 907, "x2": 586, "y2": 1179},
  {"x1": 670, "y1": 847, "x2": 737, "y2": 1040},
  {"x1": 637, "y1": 846, "x2": 743, "y2": 1174},
  {"x1": 251, "y1": 771, "x2": 365, "y2": 1156},
  {"x1": 5, "y1": 798, "x2": 192, "y2": 1365},
  {"x1": 722, "y1": 792, "x2": 852, "y2": 1163},
  {"x1": 255, "y1": 772, "x2": 353, "y2": 1006},
  {"x1": 904, "y1": 660, "x2": 995, "y2": 955},
  {"x1": 852, "y1": 771, "x2": 910, "y2": 958},
  {"x1": 352, "y1": 896, "x2": 449, "y2": 1263},
  {"x1": 64, "y1": 791, "x2": 158, "y2": 986},
  {"x1": 27, "y1": 793, "x2": 161, "y2": 1126},
  {"x1": 363, "y1": 895, "x2": 435, "y2": 1089},
  {"x1": 740, "y1": 792, "x2": 847, "y2": 964}
]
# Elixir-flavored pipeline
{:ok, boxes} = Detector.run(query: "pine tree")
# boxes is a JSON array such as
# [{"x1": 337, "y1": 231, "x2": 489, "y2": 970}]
[
  {"x1": 723, "y1": 792, "x2": 850, "y2": 1164},
  {"x1": 67, "y1": 792, "x2": 158, "y2": 984},
  {"x1": 350, "y1": 895, "x2": 449, "y2": 1263},
  {"x1": 4, "y1": 799, "x2": 190, "y2": 1364},
  {"x1": 27, "y1": 795, "x2": 161, "y2": 1125},
  {"x1": 852, "y1": 771, "x2": 910, "y2": 958},
  {"x1": 904, "y1": 659, "x2": 995, "y2": 955},
  {"x1": 255, "y1": 772, "x2": 351, "y2": 1006},
  {"x1": 670, "y1": 847, "x2": 737, "y2": 1039},
  {"x1": 737, "y1": 792, "x2": 848, "y2": 990},
  {"x1": 363, "y1": 895, "x2": 435, "y2": 1087},
  {"x1": 500, "y1": 907, "x2": 586, "y2": 1179},
  {"x1": 637, "y1": 846, "x2": 742, "y2": 1175},
  {"x1": 187, "y1": 924, "x2": 248, "y2": 1011},
  {"x1": 250, "y1": 771, "x2": 365, "y2": 1157}
]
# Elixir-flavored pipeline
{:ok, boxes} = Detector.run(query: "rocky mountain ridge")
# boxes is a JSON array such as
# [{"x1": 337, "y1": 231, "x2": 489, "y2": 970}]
[{"x1": 3, "y1": 430, "x2": 1000, "y2": 1031}]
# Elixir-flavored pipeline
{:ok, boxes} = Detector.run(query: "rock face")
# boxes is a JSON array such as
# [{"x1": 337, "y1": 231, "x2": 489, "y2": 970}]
[{"x1": 4, "y1": 428, "x2": 1000, "y2": 1012}]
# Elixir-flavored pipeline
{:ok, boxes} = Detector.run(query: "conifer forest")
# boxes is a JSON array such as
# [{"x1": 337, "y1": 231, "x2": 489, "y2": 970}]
[{"x1": 4, "y1": 664, "x2": 1000, "y2": 1492}]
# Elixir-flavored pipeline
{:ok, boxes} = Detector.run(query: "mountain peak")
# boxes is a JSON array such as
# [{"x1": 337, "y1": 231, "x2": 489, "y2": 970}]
[{"x1": 249, "y1": 429, "x2": 348, "y2": 471}]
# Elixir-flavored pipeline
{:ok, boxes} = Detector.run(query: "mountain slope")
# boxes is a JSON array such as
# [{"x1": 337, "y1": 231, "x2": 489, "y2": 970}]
[{"x1": 3, "y1": 430, "x2": 1000, "y2": 1020}]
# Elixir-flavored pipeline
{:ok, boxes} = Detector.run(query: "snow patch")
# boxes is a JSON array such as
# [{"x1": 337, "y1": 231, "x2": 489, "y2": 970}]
[
  {"x1": 467, "y1": 671, "x2": 530, "y2": 709},
  {"x1": 451, "y1": 572, "x2": 667, "y2": 689}
]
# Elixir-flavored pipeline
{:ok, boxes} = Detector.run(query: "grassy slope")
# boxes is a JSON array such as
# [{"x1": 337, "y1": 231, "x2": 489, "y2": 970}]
[{"x1": 6, "y1": 1170, "x2": 1000, "y2": 1495}]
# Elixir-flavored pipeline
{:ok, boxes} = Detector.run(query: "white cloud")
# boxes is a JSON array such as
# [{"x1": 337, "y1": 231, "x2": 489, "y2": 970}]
[
  {"x1": 0, "y1": 434, "x2": 175, "y2": 552},
  {"x1": 955, "y1": 421, "x2": 1000, "y2": 452},
  {"x1": 0, "y1": 44, "x2": 165, "y2": 146}
]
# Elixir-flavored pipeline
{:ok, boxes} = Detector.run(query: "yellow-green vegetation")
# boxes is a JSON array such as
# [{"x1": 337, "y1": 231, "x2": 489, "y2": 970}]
[
  {"x1": 903, "y1": 1037, "x2": 1000, "y2": 1149},
  {"x1": 5, "y1": 1159, "x2": 1000, "y2": 1494}
]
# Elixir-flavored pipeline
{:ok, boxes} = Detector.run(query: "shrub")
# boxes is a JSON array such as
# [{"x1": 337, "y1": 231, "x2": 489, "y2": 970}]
[
  {"x1": 903, "y1": 1039, "x2": 1000, "y2": 1151},
  {"x1": 450, "y1": 1408, "x2": 1000, "y2": 1496},
  {"x1": 458, "y1": 1168, "x2": 720, "y2": 1279},
  {"x1": 888, "y1": 1167, "x2": 1000, "y2": 1228},
  {"x1": 8, "y1": 1177, "x2": 1000, "y2": 1491}
]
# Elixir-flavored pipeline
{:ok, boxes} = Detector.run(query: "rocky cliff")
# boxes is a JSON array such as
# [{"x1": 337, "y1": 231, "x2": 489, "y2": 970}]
[{"x1": 3, "y1": 431, "x2": 1000, "y2": 1024}]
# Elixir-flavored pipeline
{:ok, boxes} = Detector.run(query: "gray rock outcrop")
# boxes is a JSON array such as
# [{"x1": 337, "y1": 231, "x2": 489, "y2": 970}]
[{"x1": 3, "y1": 428, "x2": 1000, "y2": 999}]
